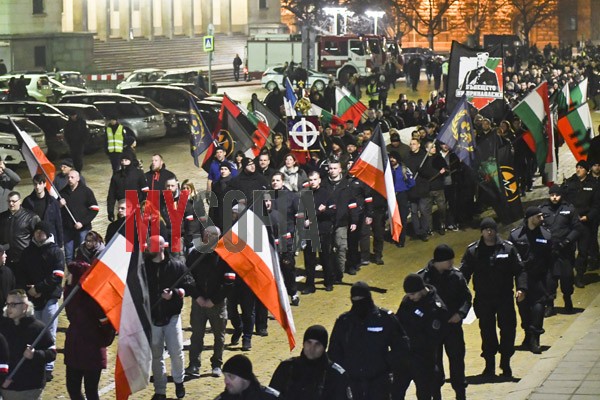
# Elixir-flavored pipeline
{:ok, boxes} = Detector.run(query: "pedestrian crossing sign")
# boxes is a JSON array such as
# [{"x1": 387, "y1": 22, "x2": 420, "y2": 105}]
[{"x1": 203, "y1": 35, "x2": 214, "y2": 52}]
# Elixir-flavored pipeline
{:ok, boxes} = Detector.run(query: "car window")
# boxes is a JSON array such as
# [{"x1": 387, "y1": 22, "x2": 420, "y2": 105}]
[
  {"x1": 117, "y1": 103, "x2": 145, "y2": 117},
  {"x1": 14, "y1": 119, "x2": 41, "y2": 133},
  {"x1": 273, "y1": 67, "x2": 284, "y2": 74},
  {"x1": 37, "y1": 77, "x2": 50, "y2": 87},
  {"x1": 94, "y1": 103, "x2": 115, "y2": 117},
  {"x1": 159, "y1": 90, "x2": 187, "y2": 110},
  {"x1": 139, "y1": 103, "x2": 159, "y2": 115},
  {"x1": 0, "y1": 104, "x2": 14, "y2": 114}
]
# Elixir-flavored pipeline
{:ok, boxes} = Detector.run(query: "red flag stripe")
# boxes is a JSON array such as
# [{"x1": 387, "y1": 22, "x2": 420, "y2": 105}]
[{"x1": 14, "y1": 122, "x2": 57, "y2": 197}]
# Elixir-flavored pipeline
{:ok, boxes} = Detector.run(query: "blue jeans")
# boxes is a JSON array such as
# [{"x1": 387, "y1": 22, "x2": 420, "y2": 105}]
[
  {"x1": 34, "y1": 298, "x2": 58, "y2": 372},
  {"x1": 64, "y1": 229, "x2": 89, "y2": 264}
]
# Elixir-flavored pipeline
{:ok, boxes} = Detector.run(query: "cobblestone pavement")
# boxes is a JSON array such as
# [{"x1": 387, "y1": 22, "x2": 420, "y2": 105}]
[{"x1": 8, "y1": 78, "x2": 600, "y2": 399}]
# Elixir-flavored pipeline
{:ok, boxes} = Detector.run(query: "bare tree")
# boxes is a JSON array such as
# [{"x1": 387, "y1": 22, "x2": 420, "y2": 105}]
[
  {"x1": 458, "y1": 0, "x2": 507, "y2": 46},
  {"x1": 401, "y1": 0, "x2": 459, "y2": 50},
  {"x1": 509, "y1": 0, "x2": 557, "y2": 48}
]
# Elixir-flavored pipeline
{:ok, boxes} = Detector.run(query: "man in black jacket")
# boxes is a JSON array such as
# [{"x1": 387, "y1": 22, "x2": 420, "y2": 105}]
[
  {"x1": 270, "y1": 325, "x2": 352, "y2": 400},
  {"x1": 145, "y1": 154, "x2": 176, "y2": 193},
  {"x1": 23, "y1": 174, "x2": 64, "y2": 248},
  {"x1": 418, "y1": 245, "x2": 471, "y2": 400},
  {"x1": 405, "y1": 138, "x2": 433, "y2": 241},
  {"x1": 145, "y1": 235, "x2": 196, "y2": 400},
  {"x1": 0, "y1": 157, "x2": 20, "y2": 214},
  {"x1": 64, "y1": 111, "x2": 89, "y2": 172},
  {"x1": 394, "y1": 274, "x2": 448, "y2": 400},
  {"x1": 0, "y1": 244, "x2": 15, "y2": 310},
  {"x1": 215, "y1": 355, "x2": 280, "y2": 399},
  {"x1": 329, "y1": 282, "x2": 410, "y2": 400},
  {"x1": 17, "y1": 221, "x2": 64, "y2": 382},
  {"x1": 107, "y1": 153, "x2": 148, "y2": 222},
  {"x1": 509, "y1": 207, "x2": 554, "y2": 353},
  {"x1": 226, "y1": 157, "x2": 269, "y2": 207},
  {"x1": 0, "y1": 191, "x2": 41, "y2": 271},
  {"x1": 185, "y1": 226, "x2": 235, "y2": 379},
  {"x1": 460, "y1": 218, "x2": 526, "y2": 378}
]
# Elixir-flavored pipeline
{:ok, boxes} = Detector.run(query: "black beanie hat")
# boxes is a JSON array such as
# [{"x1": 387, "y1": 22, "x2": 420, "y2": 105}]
[
  {"x1": 403, "y1": 273, "x2": 426, "y2": 293},
  {"x1": 576, "y1": 160, "x2": 590, "y2": 170},
  {"x1": 223, "y1": 355, "x2": 255, "y2": 381},
  {"x1": 350, "y1": 281, "x2": 372, "y2": 299},
  {"x1": 433, "y1": 244, "x2": 455, "y2": 262},
  {"x1": 61, "y1": 158, "x2": 74, "y2": 168},
  {"x1": 480, "y1": 217, "x2": 497, "y2": 231},
  {"x1": 241, "y1": 157, "x2": 254, "y2": 170},
  {"x1": 34, "y1": 221, "x2": 52, "y2": 237},
  {"x1": 548, "y1": 184, "x2": 562, "y2": 195},
  {"x1": 303, "y1": 325, "x2": 328, "y2": 348},
  {"x1": 219, "y1": 161, "x2": 233, "y2": 172},
  {"x1": 525, "y1": 206, "x2": 543, "y2": 219}
]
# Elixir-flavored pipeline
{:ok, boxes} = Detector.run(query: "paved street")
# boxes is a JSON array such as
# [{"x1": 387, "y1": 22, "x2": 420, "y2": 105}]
[{"x1": 7, "y1": 78, "x2": 600, "y2": 399}]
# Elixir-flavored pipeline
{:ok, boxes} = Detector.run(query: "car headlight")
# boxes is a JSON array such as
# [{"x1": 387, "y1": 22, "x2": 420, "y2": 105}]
[{"x1": 366, "y1": 67, "x2": 372, "y2": 73}]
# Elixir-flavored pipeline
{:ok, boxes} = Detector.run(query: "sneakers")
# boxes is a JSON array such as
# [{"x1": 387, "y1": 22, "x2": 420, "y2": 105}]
[
  {"x1": 375, "y1": 258, "x2": 384, "y2": 265},
  {"x1": 291, "y1": 294, "x2": 300, "y2": 306},
  {"x1": 346, "y1": 268, "x2": 357, "y2": 275},
  {"x1": 256, "y1": 328, "x2": 268, "y2": 337},
  {"x1": 230, "y1": 330, "x2": 242, "y2": 346},
  {"x1": 360, "y1": 260, "x2": 370, "y2": 265},
  {"x1": 544, "y1": 304, "x2": 556, "y2": 317},
  {"x1": 184, "y1": 364, "x2": 200, "y2": 377},
  {"x1": 175, "y1": 382, "x2": 185, "y2": 399},
  {"x1": 325, "y1": 285, "x2": 334, "y2": 292},
  {"x1": 242, "y1": 338, "x2": 252, "y2": 351},
  {"x1": 447, "y1": 224, "x2": 459, "y2": 232},
  {"x1": 211, "y1": 367, "x2": 222, "y2": 377}
]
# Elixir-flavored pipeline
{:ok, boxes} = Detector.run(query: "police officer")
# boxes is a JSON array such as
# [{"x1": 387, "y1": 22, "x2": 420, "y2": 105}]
[
  {"x1": 418, "y1": 244, "x2": 471, "y2": 400},
  {"x1": 539, "y1": 185, "x2": 582, "y2": 316},
  {"x1": 508, "y1": 207, "x2": 553, "y2": 354},
  {"x1": 394, "y1": 273, "x2": 448, "y2": 400},
  {"x1": 214, "y1": 355, "x2": 279, "y2": 399},
  {"x1": 561, "y1": 160, "x2": 600, "y2": 287},
  {"x1": 329, "y1": 281, "x2": 410, "y2": 400},
  {"x1": 460, "y1": 218, "x2": 526, "y2": 378},
  {"x1": 270, "y1": 325, "x2": 352, "y2": 400}
]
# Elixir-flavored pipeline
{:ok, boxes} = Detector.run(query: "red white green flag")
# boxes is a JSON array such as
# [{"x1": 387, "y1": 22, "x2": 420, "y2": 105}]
[
  {"x1": 335, "y1": 86, "x2": 366, "y2": 126},
  {"x1": 570, "y1": 78, "x2": 588, "y2": 108},
  {"x1": 557, "y1": 102, "x2": 595, "y2": 161}
]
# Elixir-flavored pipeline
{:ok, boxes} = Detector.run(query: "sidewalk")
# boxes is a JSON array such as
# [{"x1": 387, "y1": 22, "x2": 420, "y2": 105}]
[{"x1": 508, "y1": 290, "x2": 600, "y2": 399}]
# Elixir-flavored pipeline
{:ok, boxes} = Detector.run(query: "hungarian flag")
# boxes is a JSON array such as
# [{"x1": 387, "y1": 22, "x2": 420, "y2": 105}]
[
  {"x1": 335, "y1": 86, "x2": 367, "y2": 126},
  {"x1": 189, "y1": 98, "x2": 213, "y2": 167},
  {"x1": 557, "y1": 103, "x2": 595, "y2": 161},
  {"x1": 202, "y1": 94, "x2": 268, "y2": 172},
  {"x1": 571, "y1": 78, "x2": 588, "y2": 108},
  {"x1": 349, "y1": 125, "x2": 402, "y2": 242},
  {"x1": 215, "y1": 208, "x2": 296, "y2": 350},
  {"x1": 9, "y1": 118, "x2": 57, "y2": 198},
  {"x1": 81, "y1": 221, "x2": 152, "y2": 400},
  {"x1": 309, "y1": 103, "x2": 345, "y2": 129},
  {"x1": 513, "y1": 82, "x2": 555, "y2": 183},
  {"x1": 283, "y1": 77, "x2": 298, "y2": 118}
]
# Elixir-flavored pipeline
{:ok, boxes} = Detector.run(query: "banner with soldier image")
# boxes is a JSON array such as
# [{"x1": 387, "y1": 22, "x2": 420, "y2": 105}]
[{"x1": 447, "y1": 41, "x2": 504, "y2": 120}]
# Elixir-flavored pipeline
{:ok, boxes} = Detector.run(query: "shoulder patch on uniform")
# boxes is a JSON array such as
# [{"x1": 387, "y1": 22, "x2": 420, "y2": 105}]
[
  {"x1": 264, "y1": 386, "x2": 280, "y2": 397},
  {"x1": 467, "y1": 241, "x2": 478, "y2": 248},
  {"x1": 510, "y1": 227, "x2": 519, "y2": 232},
  {"x1": 504, "y1": 240, "x2": 514, "y2": 246},
  {"x1": 331, "y1": 362, "x2": 345, "y2": 374}
]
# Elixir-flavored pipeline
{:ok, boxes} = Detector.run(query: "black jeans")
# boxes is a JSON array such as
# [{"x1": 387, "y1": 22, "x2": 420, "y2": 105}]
[
  {"x1": 303, "y1": 232, "x2": 333, "y2": 288},
  {"x1": 227, "y1": 281, "x2": 255, "y2": 340},
  {"x1": 439, "y1": 323, "x2": 467, "y2": 395},
  {"x1": 66, "y1": 366, "x2": 102, "y2": 400}
]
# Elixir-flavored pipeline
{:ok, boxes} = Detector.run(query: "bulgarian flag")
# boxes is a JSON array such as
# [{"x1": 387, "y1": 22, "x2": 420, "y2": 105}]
[
  {"x1": 309, "y1": 103, "x2": 345, "y2": 128},
  {"x1": 513, "y1": 82, "x2": 556, "y2": 184},
  {"x1": 557, "y1": 102, "x2": 595, "y2": 161},
  {"x1": 349, "y1": 125, "x2": 403, "y2": 242},
  {"x1": 570, "y1": 78, "x2": 588, "y2": 108},
  {"x1": 216, "y1": 208, "x2": 296, "y2": 350},
  {"x1": 335, "y1": 86, "x2": 367, "y2": 126},
  {"x1": 81, "y1": 221, "x2": 152, "y2": 400}
]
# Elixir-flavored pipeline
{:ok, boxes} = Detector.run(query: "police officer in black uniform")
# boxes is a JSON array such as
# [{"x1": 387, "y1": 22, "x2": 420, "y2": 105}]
[
  {"x1": 215, "y1": 355, "x2": 280, "y2": 399},
  {"x1": 394, "y1": 273, "x2": 448, "y2": 400},
  {"x1": 460, "y1": 218, "x2": 526, "y2": 379},
  {"x1": 328, "y1": 281, "x2": 410, "y2": 400},
  {"x1": 418, "y1": 245, "x2": 471, "y2": 400},
  {"x1": 270, "y1": 325, "x2": 352, "y2": 400},
  {"x1": 509, "y1": 207, "x2": 553, "y2": 353},
  {"x1": 538, "y1": 185, "x2": 582, "y2": 316},
  {"x1": 560, "y1": 160, "x2": 600, "y2": 288}
]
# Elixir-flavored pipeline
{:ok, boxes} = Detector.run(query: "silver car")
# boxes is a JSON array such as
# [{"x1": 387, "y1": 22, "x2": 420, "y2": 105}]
[
  {"x1": 0, "y1": 116, "x2": 48, "y2": 165},
  {"x1": 93, "y1": 101, "x2": 166, "y2": 142}
]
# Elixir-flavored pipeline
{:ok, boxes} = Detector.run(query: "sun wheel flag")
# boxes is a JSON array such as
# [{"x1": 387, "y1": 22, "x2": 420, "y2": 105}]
[
  {"x1": 215, "y1": 209, "x2": 296, "y2": 350},
  {"x1": 81, "y1": 222, "x2": 152, "y2": 400},
  {"x1": 349, "y1": 126, "x2": 402, "y2": 242}
]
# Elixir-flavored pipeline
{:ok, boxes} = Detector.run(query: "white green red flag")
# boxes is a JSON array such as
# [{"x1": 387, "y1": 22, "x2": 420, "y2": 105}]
[
  {"x1": 335, "y1": 86, "x2": 366, "y2": 126},
  {"x1": 309, "y1": 103, "x2": 345, "y2": 128},
  {"x1": 571, "y1": 78, "x2": 588, "y2": 108},
  {"x1": 216, "y1": 208, "x2": 296, "y2": 350},
  {"x1": 349, "y1": 125, "x2": 402, "y2": 241},
  {"x1": 557, "y1": 102, "x2": 595, "y2": 161},
  {"x1": 81, "y1": 223, "x2": 152, "y2": 400}
]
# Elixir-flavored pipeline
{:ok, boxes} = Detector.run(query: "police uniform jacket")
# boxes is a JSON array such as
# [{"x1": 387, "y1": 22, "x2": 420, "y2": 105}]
[
  {"x1": 397, "y1": 285, "x2": 448, "y2": 355},
  {"x1": 270, "y1": 353, "x2": 352, "y2": 400},
  {"x1": 459, "y1": 235, "x2": 527, "y2": 298},
  {"x1": 538, "y1": 199, "x2": 582, "y2": 243},
  {"x1": 214, "y1": 382, "x2": 280, "y2": 399},
  {"x1": 328, "y1": 306, "x2": 410, "y2": 380},
  {"x1": 562, "y1": 174, "x2": 600, "y2": 222},
  {"x1": 418, "y1": 263, "x2": 472, "y2": 319}
]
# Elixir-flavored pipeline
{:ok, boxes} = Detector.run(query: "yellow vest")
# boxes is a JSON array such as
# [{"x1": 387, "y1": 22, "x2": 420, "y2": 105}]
[
  {"x1": 367, "y1": 83, "x2": 379, "y2": 100},
  {"x1": 106, "y1": 125, "x2": 124, "y2": 153}
]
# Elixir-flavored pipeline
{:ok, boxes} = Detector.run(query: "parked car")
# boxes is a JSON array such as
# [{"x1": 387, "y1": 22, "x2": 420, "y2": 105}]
[
  {"x1": 0, "y1": 74, "x2": 55, "y2": 102},
  {"x1": 400, "y1": 47, "x2": 434, "y2": 64},
  {"x1": 0, "y1": 101, "x2": 69, "y2": 159},
  {"x1": 261, "y1": 66, "x2": 329, "y2": 91},
  {"x1": 116, "y1": 68, "x2": 166, "y2": 91},
  {"x1": 0, "y1": 116, "x2": 48, "y2": 165},
  {"x1": 48, "y1": 77, "x2": 87, "y2": 102},
  {"x1": 157, "y1": 69, "x2": 218, "y2": 93},
  {"x1": 93, "y1": 100, "x2": 166, "y2": 142},
  {"x1": 53, "y1": 103, "x2": 107, "y2": 154},
  {"x1": 54, "y1": 71, "x2": 87, "y2": 89}
]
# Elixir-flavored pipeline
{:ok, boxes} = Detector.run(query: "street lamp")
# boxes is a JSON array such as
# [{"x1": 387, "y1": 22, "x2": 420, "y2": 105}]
[
  {"x1": 324, "y1": 7, "x2": 349, "y2": 35},
  {"x1": 365, "y1": 10, "x2": 385, "y2": 35}
]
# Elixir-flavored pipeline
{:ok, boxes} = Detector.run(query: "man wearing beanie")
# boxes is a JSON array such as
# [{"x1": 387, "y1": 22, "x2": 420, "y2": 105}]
[
  {"x1": 17, "y1": 220, "x2": 64, "y2": 381},
  {"x1": 394, "y1": 273, "x2": 448, "y2": 400},
  {"x1": 417, "y1": 245, "x2": 472, "y2": 400},
  {"x1": 509, "y1": 207, "x2": 553, "y2": 354},
  {"x1": 215, "y1": 355, "x2": 279, "y2": 399},
  {"x1": 539, "y1": 185, "x2": 582, "y2": 316},
  {"x1": 106, "y1": 152, "x2": 148, "y2": 222},
  {"x1": 460, "y1": 217, "x2": 526, "y2": 379},
  {"x1": 561, "y1": 159, "x2": 600, "y2": 287},
  {"x1": 207, "y1": 146, "x2": 237, "y2": 191},
  {"x1": 270, "y1": 325, "x2": 352, "y2": 399},
  {"x1": 329, "y1": 281, "x2": 409, "y2": 399}
]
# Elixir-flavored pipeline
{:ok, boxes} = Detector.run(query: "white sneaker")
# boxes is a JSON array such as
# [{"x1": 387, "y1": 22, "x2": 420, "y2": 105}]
[{"x1": 211, "y1": 367, "x2": 222, "y2": 377}]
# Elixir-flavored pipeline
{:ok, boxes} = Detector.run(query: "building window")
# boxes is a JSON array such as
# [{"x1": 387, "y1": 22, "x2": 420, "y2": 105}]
[
  {"x1": 34, "y1": 46, "x2": 46, "y2": 68},
  {"x1": 259, "y1": 0, "x2": 268, "y2": 9},
  {"x1": 33, "y1": 0, "x2": 44, "y2": 14},
  {"x1": 113, "y1": 0, "x2": 119, "y2": 12},
  {"x1": 568, "y1": 17, "x2": 577, "y2": 31},
  {"x1": 133, "y1": 0, "x2": 140, "y2": 11}
]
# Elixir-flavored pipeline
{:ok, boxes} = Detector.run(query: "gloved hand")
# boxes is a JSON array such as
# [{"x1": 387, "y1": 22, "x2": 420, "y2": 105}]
[
  {"x1": 108, "y1": 213, "x2": 115, "y2": 222},
  {"x1": 558, "y1": 239, "x2": 571, "y2": 250}
]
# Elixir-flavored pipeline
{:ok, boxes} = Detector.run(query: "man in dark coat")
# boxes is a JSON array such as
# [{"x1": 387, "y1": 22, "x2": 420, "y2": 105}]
[
  {"x1": 145, "y1": 154, "x2": 176, "y2": 192},
  {"x1": 215, "y1": 355, "x2": 280, "y2": 399},
  {"x1": 233, "y1": 54, "x2": 243, "y2": 82},
  {"x1": 270, "y1": 325, "x2": 352, "y2": 400},
  {"x1": 0, "y1": 244, "x2": 15, "y2": 309},
  {"x1": 106, "y1": 153, "x2": 148, "y2": 222},
  {"x1": 0, "y1": 191, "x2": 41, "y2": 270},
  {"x1": 64, "y1": 111, "x2": 89, "y2": 172},
  {"x1": 0, "y1": 157, "x2": 21, "y2": 214},
  {"x1": 23, "y1": 174, "x2": 64, "y2": 248},
  {"x1": 226, "y1": 157, "x2": 269, "y2": 208}
]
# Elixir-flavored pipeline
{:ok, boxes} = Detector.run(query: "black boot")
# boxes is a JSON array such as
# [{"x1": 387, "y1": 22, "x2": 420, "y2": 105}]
[
  {"x1": 482, "y1": 357, "x2": 495, "y2": 377},
  {"x1": 575, "y1": 273, "x2": 585, "y2": 288},
  {"x1": 544, "y1": 302, "x2": 556, "y2": 317},
  {"x1": 529, "y1": 334, "x2": 542, "y2": 354},
  {"x1": 500, "y1": 356, "x2": 512, "y2": 378},
  {"x1": 521, "y1": 332, "x2": 531, "y2": 348},
  {"x1": 564, "y1": 295, "x2": 574, "y2": 313}
]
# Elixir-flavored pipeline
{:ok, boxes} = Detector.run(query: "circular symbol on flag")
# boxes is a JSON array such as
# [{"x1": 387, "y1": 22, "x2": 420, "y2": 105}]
[
  {"x1": 290, "y1": 118, "x2": 318, "y2": 150},
  {"x1": 217, "y1": 129, "x2": 234, "y2": 157},
  {"x1": 500, "y1": 165, "x2": 519, "y2": 202},
  {"x1": 254, "y1": 110, "x2": 269, "y2": 126}
]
